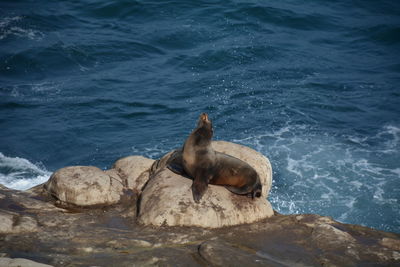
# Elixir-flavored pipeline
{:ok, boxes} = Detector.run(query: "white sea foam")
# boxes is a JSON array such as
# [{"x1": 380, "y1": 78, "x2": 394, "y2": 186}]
[
  {"x1": 234, "y1": 123, "x2": 400, "y2": 231},
  {"x1": 8, "y1": 81, "x2": 62, "y2": 98},
  {"x1": 0, "y1": 16, "x2": 22, "y2": 27},
  {"x1": 0, "y1": 16, "x2": 44, "y2": 41},
  {"x1": 391, "y1": 168, "x2": 400, "y2": 176},
  {"x1": 0, "y1": 152, "x2": 51, "y2": 191}
]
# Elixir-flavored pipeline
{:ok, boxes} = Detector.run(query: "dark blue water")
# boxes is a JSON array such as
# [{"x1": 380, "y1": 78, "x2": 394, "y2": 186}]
[{"x1": 1, "y1": 0, "x2": 399, "y2": 233}]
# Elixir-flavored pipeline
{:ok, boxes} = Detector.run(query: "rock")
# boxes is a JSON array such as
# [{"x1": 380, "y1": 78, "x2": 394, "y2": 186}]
[
  {"x1": 45, "y1": 166, "x2": 124, "y2": 207},
  {"x1": 138, "y1": 168, "x2": 274, "y2": 228},
  {"x1": 380, "y1": 237, "x2": 400, "y2": 251},
  {"x1": 138, "y1": 141, "x2": 274, "y2": 228},
  {"x1": 295, "y1": 214, "x2": 336, "y2": 227},
  {"x1": 1, "y1": 144, "x2": 400, "y2": 266},
  {"x1": 10, "y1": 193, "x2": 59, "y2": 212},
  {"x1": 0, "y1": 257, "x2": 53, "y2": 267},
  {"x1": 43, "y1": 156, "x2": 154, "y2": 207},
  {"x1": 211, "y1": 141, "x2": 272, "y2": 197},
  {"x1": 151, "y1": 141, "x2": 272, "y2": 197},
  {"x1": 112, "y1": 156, "x2": 154, "y2": 192},
  {"x1": 199, "y1": 240, "x2": 271, "y2": 266},
  {"x1": 0, "y1": 184, "x2": 60, "y2": 212},
  {"x1": 130, "y1": 239, "x2": 153, "y2": 248},
  {"x1": 1, "y1": 198, "x2": 399, "y2": 266},
  {"x1": 0, "y1": 210, "x2": 38, "y2": 233},
  {"x1": 311, "y1": 223, "x2": 356, "y2": 249},
  {"x1": 393, "y1": 251, "x2": 400, "y2": 261}
]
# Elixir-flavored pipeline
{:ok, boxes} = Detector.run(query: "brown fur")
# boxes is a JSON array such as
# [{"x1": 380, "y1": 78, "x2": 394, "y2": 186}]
[{"x1": 173, "y1": 113, "x2": 262, "y2": 203}]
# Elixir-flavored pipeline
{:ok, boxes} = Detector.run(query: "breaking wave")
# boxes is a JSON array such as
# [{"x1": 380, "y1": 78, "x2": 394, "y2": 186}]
[{"x1": 0, "y1": 152, "x2": 51, "y2": 190}]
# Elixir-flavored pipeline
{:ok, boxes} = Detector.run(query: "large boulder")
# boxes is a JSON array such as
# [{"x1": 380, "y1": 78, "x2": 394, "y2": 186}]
[
  {"x1": 45, "y1": 166, "x2": 124, "y2": 207},
  {"x1": 138, "y1": 141, "x2": 274, "y2": 228},
  {"x1": 44, "y1": 156, "x2": 155, "y2": 207},
  {"x1": 112, "y1": 156, "x2": 155, "y2": 193},
  {"x1": 149, "y1": 141, "x2": 272, "y2": 197}
]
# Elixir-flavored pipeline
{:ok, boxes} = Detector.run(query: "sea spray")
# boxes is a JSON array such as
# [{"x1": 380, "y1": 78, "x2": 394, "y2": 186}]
[{"x1": 0, "y1": 152, "x2": 51, "y2": 190}]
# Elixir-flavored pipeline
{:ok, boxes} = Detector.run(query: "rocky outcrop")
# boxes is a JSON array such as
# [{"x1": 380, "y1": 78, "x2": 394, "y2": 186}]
[
  {"x1": 45, "y1": 166, "x2": 125, "y2": 207},
  {"x1": 198, "y1": 239, "x2": 272, "y2": 266},
  {"x1": 1, "y1": 183, "x2": 399, "y2": 266},
  {"x1": 41, "y1": 141, "x2": 273, "y2": 228},
  {"x1": 0, "y1": 147, "x2": 399, "y2": 266},
  {"x1": 44, "y1": 156, "x2": 154, "y2": 207},
  {"x1": 138, "y1": 141, "x2": 274, "y2": 228},
  {"x1": 0, "y1": 210, "x2": 38, "y2": 234},
  {"x1": 150, "y1": 141, "x2": 273, "y2": 197},
  {"x1": 112, "y1": 155, "x2": 154, "y2": 193},
  {"x1": 0, "y1": 185, "x2": 61, "y2": 234},
  {"x1": 138, "y1": 168, "x2": 273, "y2": 228},
  {"x1": 1, "y1": 141, "x2": 398, "y2": 265}
]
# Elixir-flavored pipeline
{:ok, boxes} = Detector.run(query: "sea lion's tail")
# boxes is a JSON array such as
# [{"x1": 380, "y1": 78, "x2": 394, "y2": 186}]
[{"x1": 224, "y1": 182, "x2": 262, "y2": 199}]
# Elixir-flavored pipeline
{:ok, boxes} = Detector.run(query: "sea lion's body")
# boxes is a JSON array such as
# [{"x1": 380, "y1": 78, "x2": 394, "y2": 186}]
[{"x1": 168, "y1": 113, "x2": 262, "y2": 202}]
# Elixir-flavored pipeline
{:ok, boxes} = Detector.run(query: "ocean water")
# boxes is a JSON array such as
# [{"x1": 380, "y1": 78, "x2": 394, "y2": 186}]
[{"x1": 0, "y1": 0, "x2": 399, "y2": 233}]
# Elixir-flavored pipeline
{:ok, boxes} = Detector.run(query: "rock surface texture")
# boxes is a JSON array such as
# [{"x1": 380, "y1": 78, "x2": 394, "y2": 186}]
[
  {"x1": 138, "y1": 141, "x2": 274, "y2": 227},
  {"x1": 138, "y1": 168, "x2": 273, "y2": 228},
  {"x1": 1, "y1": 184, "x2": 399, "y2": 267},
  {"x1": 0, "y1": 142, "x2": 399, "y2": 266},
  {"x1": 45, "y1": 166, "x2": 125, "y2": 207},
  {"x1": 112, "y1": 155, "x2": 155, "y2": 193},
  {"x1": 0, "y1": 257, "x2": 54, "y2": 267},
  {"x1": 44, "y1": 156, "x2": 154, "y2": 207}
]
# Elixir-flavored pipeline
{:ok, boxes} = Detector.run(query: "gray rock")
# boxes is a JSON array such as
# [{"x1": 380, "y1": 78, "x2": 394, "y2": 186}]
[
  {"x1": 380, "y1": 237, "x2": 400, "y2": 251},
  {"x1": 0, "y1": 210, "x2": 38, "y2": 234},
  {"x1": 1, "y1": 187, "x2": 399, "y2": 266},
  {"x1": 112, "y1": 155, "x2": 154, "y2": 192},
  {"x1": 45, "y1": 166, "x2": 124, "y2": 207},
  {"x1": 1, "y1": 143, "x2": 399, "y2": 266},
  {"x1": 311, "y1": 223, "x2": 356, "y2": 249},
  {"x1": 199, "y1": 240, "x2": 273, "y2": 266},
  {"x1": 138, "y1": 141, "x2": 274, "y2": 228},
  {"x1": 0, "y1": 257, "x2": 53, "y2": 267},
  {"x1": 43, "y1": 156, "x2": 154, "y2": 208}
]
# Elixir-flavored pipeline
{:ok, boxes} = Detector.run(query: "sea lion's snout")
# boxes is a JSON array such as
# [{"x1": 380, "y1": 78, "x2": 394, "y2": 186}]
[
  {"x1": 198, "y1": 113, "x2": 211, "y2": 127},
  {"x1": 200, "y1": 113, "x2": 209, "y2": 122}
]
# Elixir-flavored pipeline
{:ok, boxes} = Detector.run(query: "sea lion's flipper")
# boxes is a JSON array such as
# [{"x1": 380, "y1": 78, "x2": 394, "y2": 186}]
[
  {"x1": 167, "y1": 162, "x2": 185, "y2": 175},
  {"x1": 192, "y1": 171, "x2": 211, "y2": 203},
  {"x1": 166, "y1": 149, "x2": 191, "y2": 178},
  {"x1": 192, "y1": 179, "x2": 207, "y2": 203}
]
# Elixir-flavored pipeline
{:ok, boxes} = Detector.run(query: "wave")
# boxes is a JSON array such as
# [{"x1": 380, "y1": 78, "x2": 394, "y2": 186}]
[
  {"x1": 0, "y1": 82, "x2": 62, "y2": 99},
  {"x1": 233, "y1": 124, "x2": 400, "y2": 233},
  {"x1": 0, "y1": 16, "x2": 44, "y2": 41},
  {"x1": 0, "y1": 152, "x2": 51, "y2": 191}
]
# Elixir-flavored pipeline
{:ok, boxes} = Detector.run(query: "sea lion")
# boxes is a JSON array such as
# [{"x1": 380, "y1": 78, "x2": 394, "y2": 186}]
[{"x1": 167, "y1": 113, "x2": 262, "y2": 203}]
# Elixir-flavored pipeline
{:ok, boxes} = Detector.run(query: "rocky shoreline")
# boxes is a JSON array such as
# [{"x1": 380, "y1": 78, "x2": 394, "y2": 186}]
[{"x1": 1, "y1": 141, "x2": 399, "y2": 266}]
